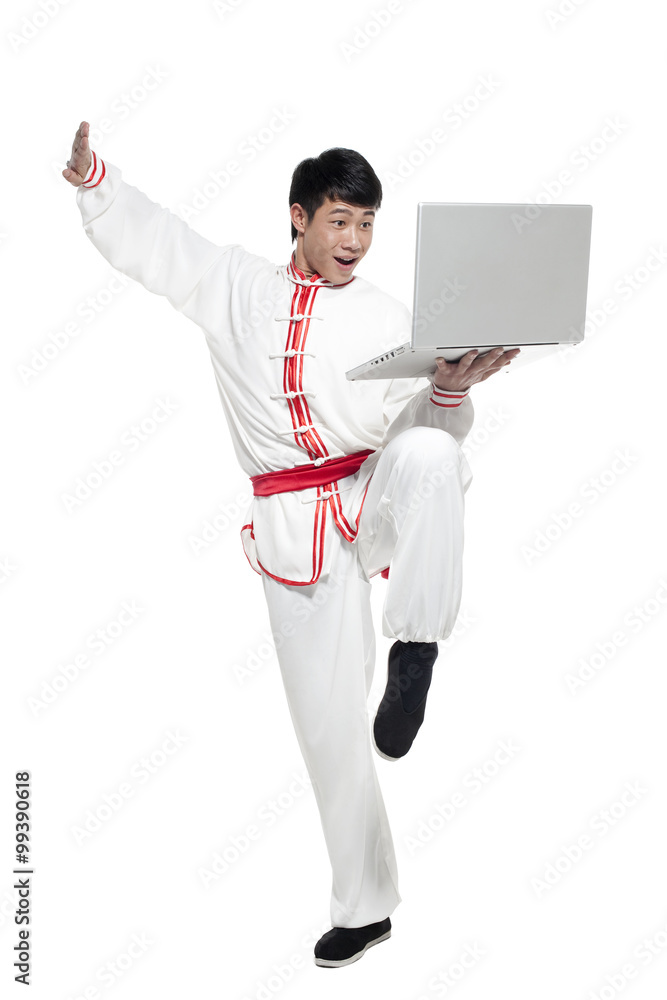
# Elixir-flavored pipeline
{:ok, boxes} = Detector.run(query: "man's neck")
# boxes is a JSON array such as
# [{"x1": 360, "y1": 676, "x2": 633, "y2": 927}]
[{"x1": 292, "y1": 246, "x2": 317, "y2": 279}]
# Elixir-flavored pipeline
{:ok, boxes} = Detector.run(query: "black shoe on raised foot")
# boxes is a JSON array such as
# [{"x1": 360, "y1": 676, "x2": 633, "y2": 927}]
[
  {"x1": 314, "y1": 917, "x2": 392, "y2": 967},
  {"x1": 373, "y1": 640, "x2": 439, "y2": 761}
]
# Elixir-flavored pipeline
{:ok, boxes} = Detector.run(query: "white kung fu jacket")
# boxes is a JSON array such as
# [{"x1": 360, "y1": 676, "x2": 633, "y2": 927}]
[{"x1": 76, "y1": 152, "x2": 474, "y2": 585}]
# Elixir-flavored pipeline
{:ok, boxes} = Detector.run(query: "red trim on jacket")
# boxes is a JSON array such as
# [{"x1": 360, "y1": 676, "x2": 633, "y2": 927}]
[
  {"x1": 294, "y1": 285, "x2": 327, "y2": 459},
  {"x1": 287, "y1": 254, "x2": 355, "y2": 289},
  {"x1": 256, "y1": 485, "x2": 328, "y2": 586},
  {"x1": 281, "y1": 284, "x2": 323, "y2": 461},
  {"x1": 82, "y1": 151, "x2": 106, "y2": 189},
  {"x1": 240, "y1": 524, "x2": 262, "y2": 576},
  {"x1": 330, "y1": 484, "x2": 358, "y2": 542},
  {"x1": 252, "y1": 262, "x2": 373, "y2": 585},
  {"x1": 430, "y1": 385, "x2": 469, "y2": 408}
]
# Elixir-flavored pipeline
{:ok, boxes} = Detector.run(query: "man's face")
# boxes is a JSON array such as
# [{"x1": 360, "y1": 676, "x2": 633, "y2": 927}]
[{"x1": 291, "y1": 197, "x2": 375, "y2": 284}]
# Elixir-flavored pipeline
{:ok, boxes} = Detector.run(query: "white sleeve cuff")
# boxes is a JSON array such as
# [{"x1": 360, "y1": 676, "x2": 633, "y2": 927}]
[
  {"x1": 81, "y1": 149, "x2": 106, "y2": 188},
  {"x1": 429, "y1": 384, "x2": 470, "y2": 408}
]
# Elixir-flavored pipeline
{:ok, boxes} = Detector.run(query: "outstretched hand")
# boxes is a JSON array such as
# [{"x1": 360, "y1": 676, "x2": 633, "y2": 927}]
[
  {"x1": 62, "y1": 121, "x2": 92, "y2": 186},
  {"x1": 432, "y1": 347, "x2": 521, "y2": 392}
]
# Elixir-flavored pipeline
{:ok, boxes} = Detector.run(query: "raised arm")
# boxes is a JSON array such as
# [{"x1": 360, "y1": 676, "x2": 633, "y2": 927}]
[{"x1": 62, "y1": 121, "x2": 248, "y2": 325}]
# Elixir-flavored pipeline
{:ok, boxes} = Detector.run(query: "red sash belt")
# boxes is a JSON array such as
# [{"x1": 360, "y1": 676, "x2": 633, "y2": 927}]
[{"x1": 250, "y1": 449, "x2": 374, "y2": 497}]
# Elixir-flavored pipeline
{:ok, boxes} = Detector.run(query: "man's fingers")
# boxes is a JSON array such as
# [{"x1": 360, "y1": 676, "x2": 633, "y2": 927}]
[
  {"x1": 474, "y1": 347, "x2": 519, "y2": 373},
  {"x1": 480, "y1": 347, "x2": 505, "y2": 366},
  {"x1": 477, "y1": 351, "x2": 519, "y2": 382},
  {"x1": 62, "y1": 166, "x2": 84, "y2": 186},
  {"x1": 73, "y1": 132, "x2": 88, "y2": 161},
  {"x1": 65, "y1": 121, "x2": 91, "y2": 184},
  {"x1": 461, "y1": 348, "x2": 502, "y2": 378},
  {"x1": 435, "y1": 347, "x2": 520, "y2": 389},
  {"x1": 456, "y1": 349, "x2": 479, "y2": 374},
  {"x1": 71, "y1": 121, "x2": 89, "y2": 158},
  {"x1": 62, "y1": 166, "x2": 81, "y2": 186}
]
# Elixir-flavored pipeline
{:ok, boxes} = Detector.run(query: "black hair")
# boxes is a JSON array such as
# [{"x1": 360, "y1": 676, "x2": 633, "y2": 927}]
[{"x1": 289, "y1": 147, "x2": 383, "y2": 242}]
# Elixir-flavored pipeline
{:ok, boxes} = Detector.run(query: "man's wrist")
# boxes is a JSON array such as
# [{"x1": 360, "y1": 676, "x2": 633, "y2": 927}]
[
  {"x1": 80, "y1": 150, "x2": 106, "y2": 188},
  {"x1": 429, "y1": 383, "x2": 470, "y2": 408}
]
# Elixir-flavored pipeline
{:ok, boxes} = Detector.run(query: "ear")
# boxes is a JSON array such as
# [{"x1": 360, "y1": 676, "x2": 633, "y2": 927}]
[{"x1": 290, "y1": 203, "x2": 309, "y2": 235}]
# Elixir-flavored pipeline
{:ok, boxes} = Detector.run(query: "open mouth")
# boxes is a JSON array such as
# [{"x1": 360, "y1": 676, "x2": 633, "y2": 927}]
[{"x1": 334, "y1": 256, "x2": 358, "y2": 269}]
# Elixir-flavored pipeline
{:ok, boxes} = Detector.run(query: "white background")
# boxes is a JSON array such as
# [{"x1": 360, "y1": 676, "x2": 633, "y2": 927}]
[{"x1": 1, "y1": 0, "x2": 666, "y2": 998}]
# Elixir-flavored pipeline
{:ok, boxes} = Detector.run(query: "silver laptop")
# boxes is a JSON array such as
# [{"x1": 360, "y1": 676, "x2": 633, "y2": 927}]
[{"x1": 345, "y1": 202, "x2": 592, "y2": 380}]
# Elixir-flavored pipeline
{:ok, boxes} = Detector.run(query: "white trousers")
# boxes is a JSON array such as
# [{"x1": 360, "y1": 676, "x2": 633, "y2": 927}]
[{"x1": 260, "y1": 427, "x2": 469, "y2": 927}]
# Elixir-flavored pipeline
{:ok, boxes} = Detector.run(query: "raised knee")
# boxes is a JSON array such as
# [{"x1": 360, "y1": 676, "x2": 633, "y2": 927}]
[{"x1": 392, "y1": 426, "x2": 460, "y2": 469}]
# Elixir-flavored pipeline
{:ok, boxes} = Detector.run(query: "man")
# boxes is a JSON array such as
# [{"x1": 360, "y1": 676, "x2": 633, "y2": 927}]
[{"x1": 63, "y1": 121, "x2": 518, "y2": 968}]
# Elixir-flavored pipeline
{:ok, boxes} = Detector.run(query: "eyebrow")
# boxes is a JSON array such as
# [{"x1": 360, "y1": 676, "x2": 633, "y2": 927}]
[{"x1": 327, "y1": 207, "x2": 376, "y2": 217}]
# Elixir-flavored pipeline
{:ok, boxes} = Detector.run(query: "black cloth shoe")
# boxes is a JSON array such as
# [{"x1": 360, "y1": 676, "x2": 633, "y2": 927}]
[
  {"x1": 373, "y1": 640, "x2": 438, "y2": 760},
  {"x1": 314, "y1": 917, "x2": 391, "y2": 967}
]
